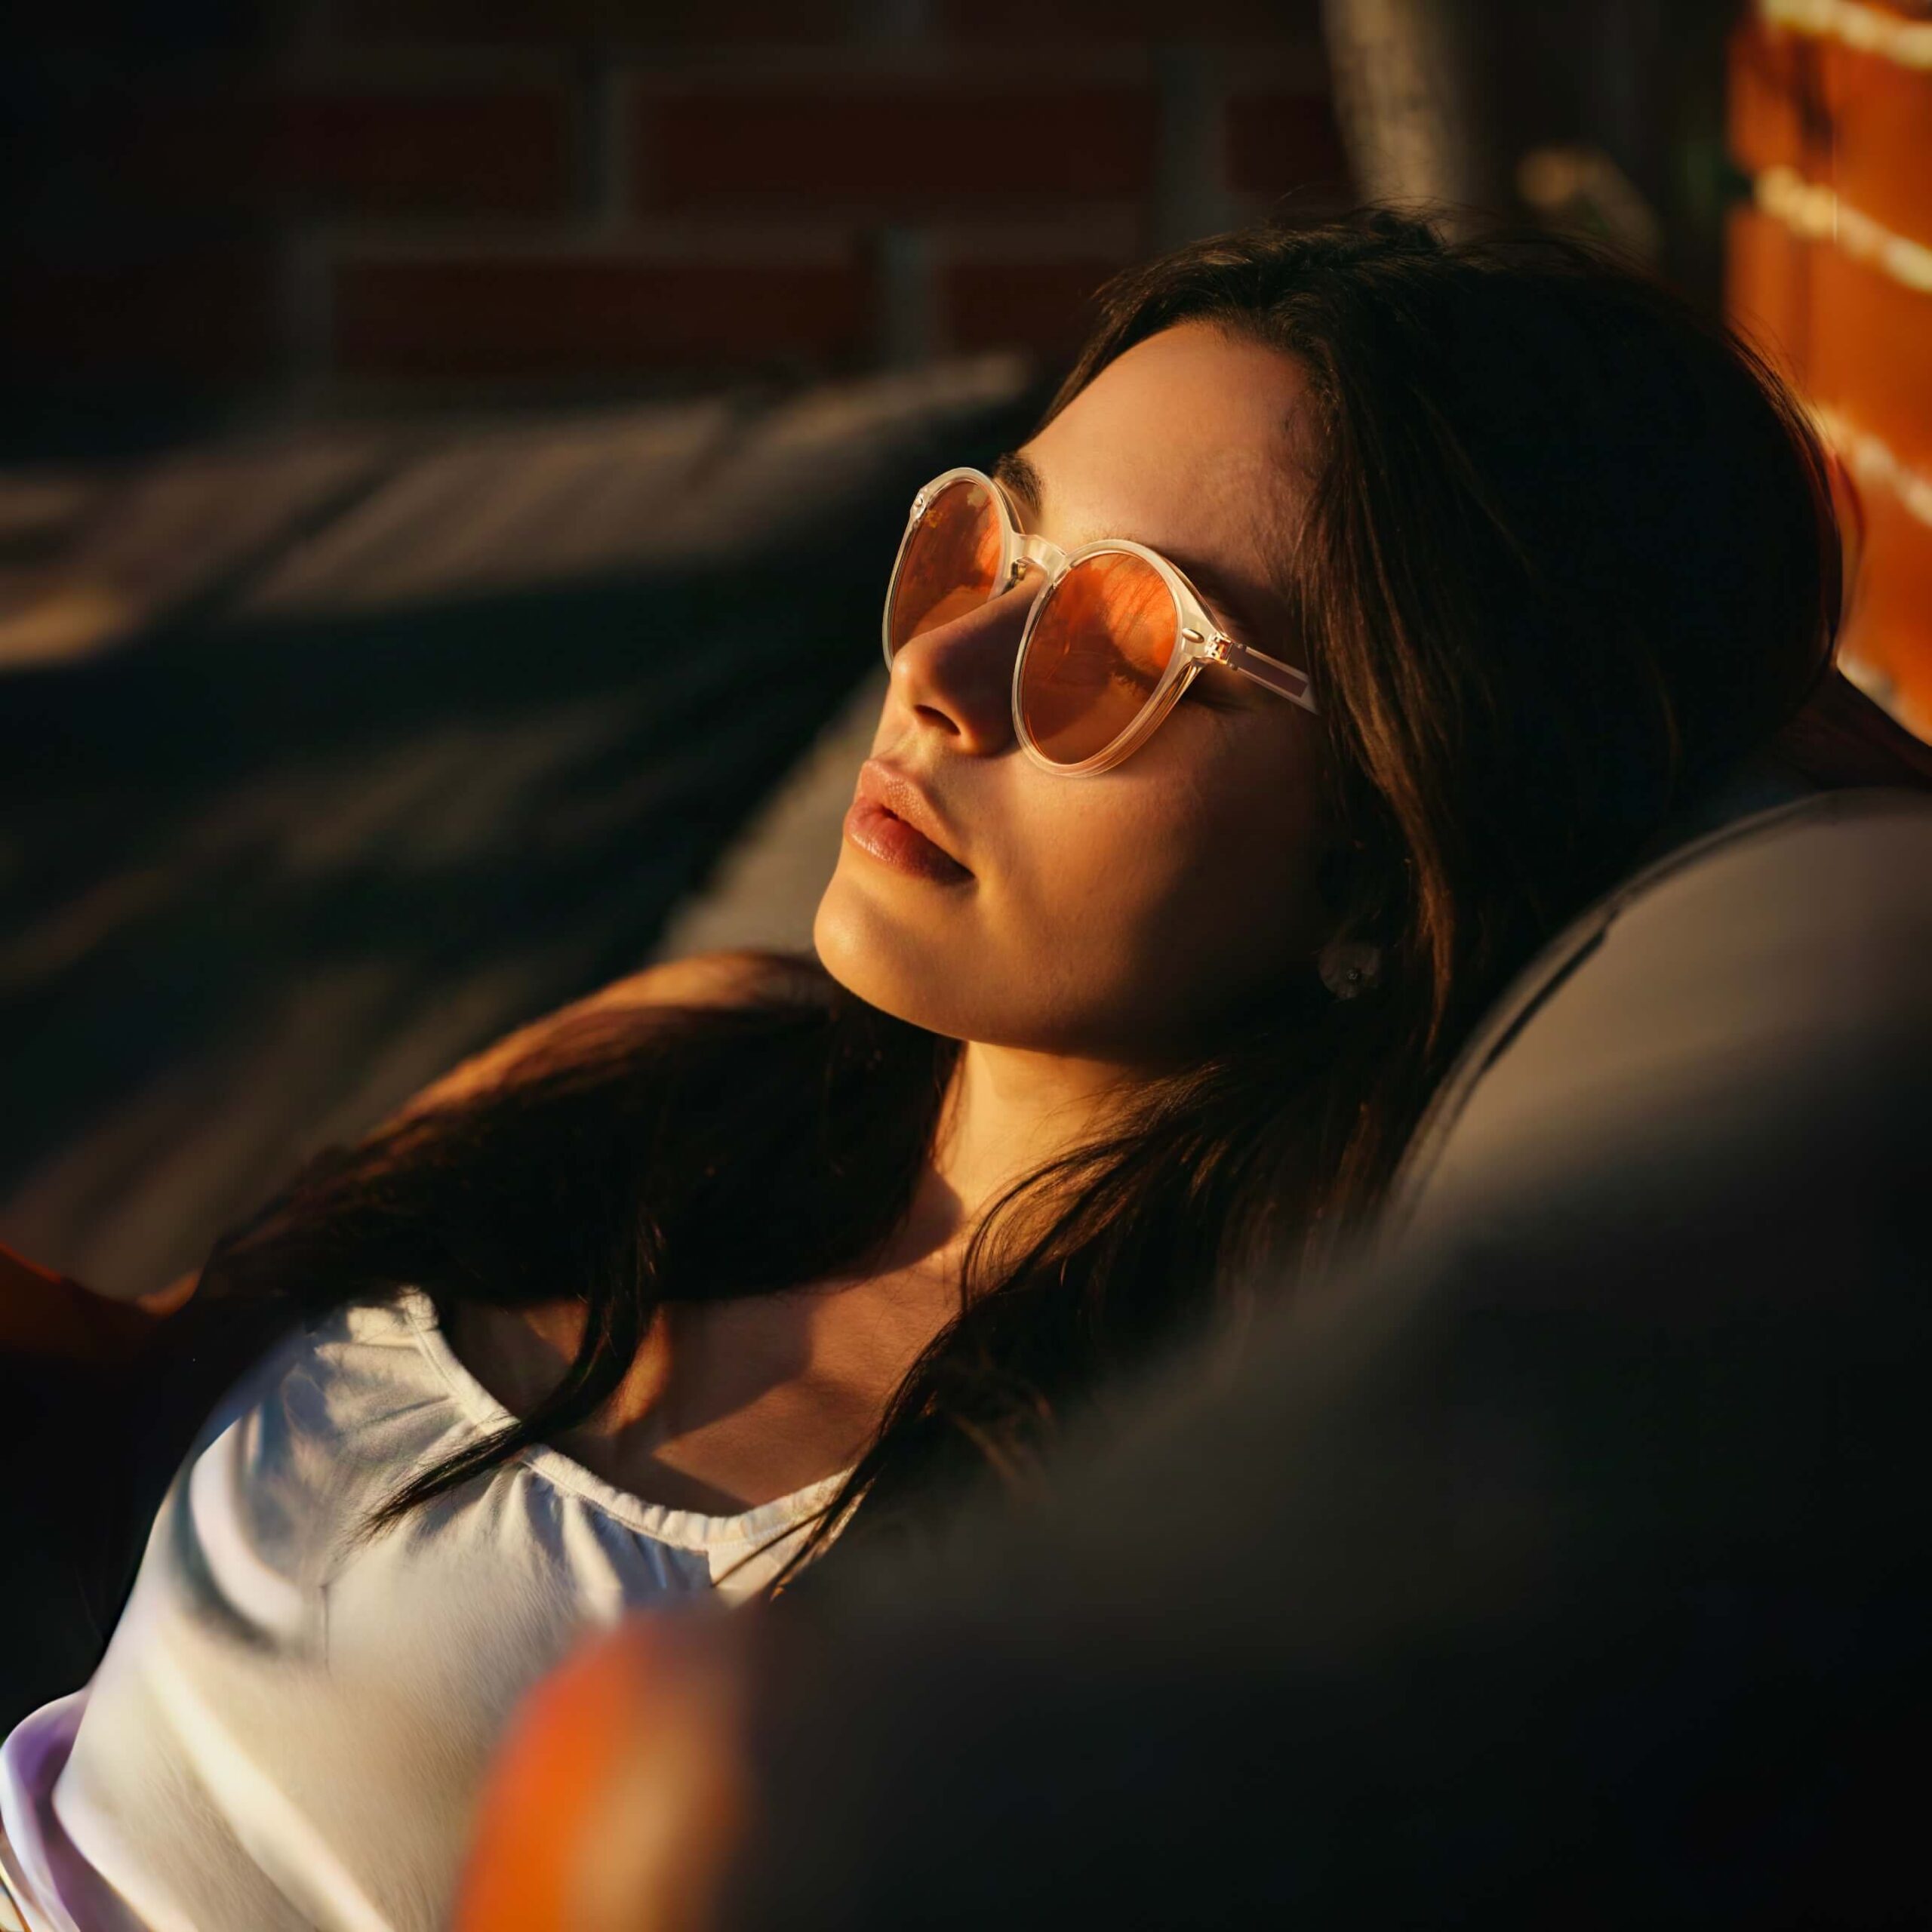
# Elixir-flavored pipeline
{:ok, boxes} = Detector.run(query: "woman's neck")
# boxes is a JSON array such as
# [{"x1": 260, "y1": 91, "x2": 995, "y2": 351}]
[
  {"x1": 897, "y1": 1040, "x2": 1148, "y2": 1276},
  {"x1": 438, "y1": 1041, "x2": 1146, "y2": 1513},
  {"x1": 437, "y1": 1039, "x2": 1162, "y2": 1513}
]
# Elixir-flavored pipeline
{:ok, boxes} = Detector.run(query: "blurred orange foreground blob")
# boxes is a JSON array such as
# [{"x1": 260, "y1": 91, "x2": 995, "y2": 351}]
[
  {"x1": 0, "y1": 1239, "x2": 195, "y2": 1364},
  {"x1": 455, "y1": 1617, "x2": 749, "y2": 1932}
]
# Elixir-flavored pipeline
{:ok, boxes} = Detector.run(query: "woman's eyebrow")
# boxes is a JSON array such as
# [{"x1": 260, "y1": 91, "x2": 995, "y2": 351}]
[
  {"x1": 993, "y1": 448, "x2": 1274, "y2": 650},
  {"x1": 992, "y1": 448, "x2": 1045, "y2": 517}
]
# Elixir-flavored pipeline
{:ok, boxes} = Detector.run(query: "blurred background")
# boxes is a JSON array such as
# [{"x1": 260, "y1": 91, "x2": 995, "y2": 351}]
[{"x1": 2, "y1": 0, "x2": 1927, "y2": 1296}]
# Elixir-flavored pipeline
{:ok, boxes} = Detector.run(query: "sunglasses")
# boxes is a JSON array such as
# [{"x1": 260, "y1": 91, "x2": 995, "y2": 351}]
[{"x1": 881, "y1": 466, "x2": 1317, "y2": 777}]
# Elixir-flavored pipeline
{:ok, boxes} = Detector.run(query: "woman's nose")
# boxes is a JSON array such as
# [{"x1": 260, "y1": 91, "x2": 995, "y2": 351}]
[{"x1": 887, "y1": 575, "x2": 1039, "y2": 755}]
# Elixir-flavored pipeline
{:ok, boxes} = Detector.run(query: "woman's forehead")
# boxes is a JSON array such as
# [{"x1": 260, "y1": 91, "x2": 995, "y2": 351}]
[{"x1": 1020, "y1": 323, "x2": 1312, "y2": 616}]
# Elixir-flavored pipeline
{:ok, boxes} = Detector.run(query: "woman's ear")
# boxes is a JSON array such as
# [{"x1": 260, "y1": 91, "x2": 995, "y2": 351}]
[
  {"x1": 1317, "y1": 940, "x2": 1385, "y2": 999},
  {"x1": 1311, "y1": 816, "x2": 1396, "y2": 998}
]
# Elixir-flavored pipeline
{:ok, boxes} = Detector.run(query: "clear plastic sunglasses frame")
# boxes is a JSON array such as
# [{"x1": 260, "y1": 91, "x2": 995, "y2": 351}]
[{"x1": 882, "y1": 465, "x2": 1318, "y2": 777}]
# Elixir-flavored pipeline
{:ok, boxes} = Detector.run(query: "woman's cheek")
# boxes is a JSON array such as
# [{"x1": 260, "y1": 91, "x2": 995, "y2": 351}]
[{"x1": 1008, "y1": 805, "x2": 1208, "y2": 1014}]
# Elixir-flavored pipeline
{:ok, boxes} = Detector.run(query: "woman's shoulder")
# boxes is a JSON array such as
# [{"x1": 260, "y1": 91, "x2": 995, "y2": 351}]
[{"x1": 397, "y1": 949, "x2": 837, "y2": 1119}]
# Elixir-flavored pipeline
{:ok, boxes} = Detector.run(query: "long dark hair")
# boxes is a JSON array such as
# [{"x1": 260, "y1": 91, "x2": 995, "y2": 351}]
[{"x1": 204, "y1": 209, "x2": 1843, "y2": 1565}]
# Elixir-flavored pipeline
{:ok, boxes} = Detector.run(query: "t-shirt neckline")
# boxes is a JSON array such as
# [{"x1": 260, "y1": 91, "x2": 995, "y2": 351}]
[{"x1": 389, "y1": 1287, "x2": 852, "y2": 1552}]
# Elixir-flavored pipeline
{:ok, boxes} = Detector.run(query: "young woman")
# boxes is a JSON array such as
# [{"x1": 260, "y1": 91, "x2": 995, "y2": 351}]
[{"x1": 0, "y1": 208, "x2": 1869, "y2": 1930}]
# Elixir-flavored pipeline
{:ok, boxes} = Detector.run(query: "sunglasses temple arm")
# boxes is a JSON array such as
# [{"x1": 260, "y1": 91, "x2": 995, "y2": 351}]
[{"x1": 1219, "y1": 638, "x2": 1319, "y2": 713}]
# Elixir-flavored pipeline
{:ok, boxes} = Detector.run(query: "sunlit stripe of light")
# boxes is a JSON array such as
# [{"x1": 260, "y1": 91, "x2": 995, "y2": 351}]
[
  {"x1": 145, "y1": 1654, "x2": 398, "y2": 1932},
  {"x1": 1811, "y1": 402, "x2": 1932, "y2": 532},
  {"x1": 1805, "y1": 405, "x2": 1919, "y2": 724},
  {"x1": 1760, "y1": 0, "x2": 1932, "y2": 69},
  {"x1": 1754, "y1": 164, "x2": 1932, "y2": 295}
]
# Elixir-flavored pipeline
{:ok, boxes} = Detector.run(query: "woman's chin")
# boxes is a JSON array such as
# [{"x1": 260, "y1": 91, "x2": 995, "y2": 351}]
[{"x1": 812, "y1": 877, "x2": 975, "y2": 1040}]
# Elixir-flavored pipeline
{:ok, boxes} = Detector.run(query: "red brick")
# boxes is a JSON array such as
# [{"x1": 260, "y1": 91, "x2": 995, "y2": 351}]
[
  {"x1": 39, "y1": 85, "x2": 257, "y2": 221},
  {"x1": 1, "y1": 251, "x2": 279, "y2": 381},
  {"x1": 333, "y1": 254, "x2": 873, "y2": 378},
  {"x1": 115, "y1": 87, "x2": 571, "y2": 220},
  {"x1": 1725, "y1": 16, "x2": 1821, "y2": 181},
  {"x1": 1817, "y1": 36, "x2": 1932, "y2": 254},
  {"x1": 1839, "y1": 458, "x2": 1932, "y2": 737},
  {"x1": 1809, "y1": 238, "x2": 1932, "y2": 481},
  {"x1": 943, "y1": 258, "x2": 1124, "y2": 356},
  {"x1": 274, "y1": 91, "x2": 572, "y2": 218},
  {"x1": 1724, "y1": 202, "x2": 1810, "y2": 391},
  {"x1": 1224, "y1": 90, "x2": 1349, "y2": 196},
  {"x1": 638, "y1": 85, "x2": 1158, "y2": 211}
]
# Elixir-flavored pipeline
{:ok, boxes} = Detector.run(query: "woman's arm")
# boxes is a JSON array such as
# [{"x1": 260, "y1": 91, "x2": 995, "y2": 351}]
[
  {"x1": 2, "y1": 1241, "x2": 195, "y2": 1469},
  {"x1": 2, "y1": 1241, "x2": 197, "y2": 1328}
]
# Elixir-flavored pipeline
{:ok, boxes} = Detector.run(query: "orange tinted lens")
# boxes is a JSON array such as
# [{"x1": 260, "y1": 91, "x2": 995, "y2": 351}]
[
  {"x1": 1018, "y1": 550, "x2": 1179, "y2": 765},
  {"x1": 888, "y1": 478, "x2": 1003, "y2": 656}
]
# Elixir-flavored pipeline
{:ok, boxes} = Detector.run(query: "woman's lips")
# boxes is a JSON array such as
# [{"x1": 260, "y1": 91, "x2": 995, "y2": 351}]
[{"x1": 843, "y1": 794, "x2": 973, "y2": 884}]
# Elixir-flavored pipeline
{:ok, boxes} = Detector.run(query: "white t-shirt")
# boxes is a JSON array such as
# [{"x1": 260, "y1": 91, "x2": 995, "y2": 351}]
[{"x1": 0, "y1": 1290, "x2": 845, "y2": 1932}]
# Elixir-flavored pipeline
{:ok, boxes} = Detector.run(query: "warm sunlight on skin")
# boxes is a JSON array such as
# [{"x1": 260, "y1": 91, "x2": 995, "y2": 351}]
[
  {"x1": 816, "y1": 321, "x2": 1331, "y2": 1213},
  {"x1": 448, "y1": 326, "x2": 1336, "y2": 1521}
]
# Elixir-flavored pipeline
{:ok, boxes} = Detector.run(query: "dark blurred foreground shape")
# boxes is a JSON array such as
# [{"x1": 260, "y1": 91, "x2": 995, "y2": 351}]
[{"x1": 456, "y1": 785, "x2": 1932, "y2": 1930}]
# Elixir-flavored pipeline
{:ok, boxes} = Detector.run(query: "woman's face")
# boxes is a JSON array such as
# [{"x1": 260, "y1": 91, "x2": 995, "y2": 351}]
[{"x1": 814, "y1": 321, "x2": 1331, "y2": 1063}]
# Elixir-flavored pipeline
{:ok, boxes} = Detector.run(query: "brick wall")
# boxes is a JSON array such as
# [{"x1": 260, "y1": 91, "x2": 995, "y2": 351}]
[
  {"x1": 1726, "y1": 0, "x2": 1932, "y2": 737},
  {"x1": 7, "y1": 2, "x2": 1346, "y2": 414}
]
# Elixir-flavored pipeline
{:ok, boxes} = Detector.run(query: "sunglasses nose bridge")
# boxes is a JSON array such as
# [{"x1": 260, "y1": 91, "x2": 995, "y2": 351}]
[{"x1": 1011, "y1": 531, "x2": 1066, "y2": 583}]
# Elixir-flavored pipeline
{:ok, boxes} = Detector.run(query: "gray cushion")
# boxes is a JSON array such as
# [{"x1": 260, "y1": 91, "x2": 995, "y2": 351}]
[{"x1": 1391, "y1": 788, "x2": 1932, "y2": 1257}]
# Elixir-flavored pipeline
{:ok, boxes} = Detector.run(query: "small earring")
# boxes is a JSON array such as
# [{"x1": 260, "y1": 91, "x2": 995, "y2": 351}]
[{"x1": 1318, "y1": 940, "x2": 1383, "y2": 1000}]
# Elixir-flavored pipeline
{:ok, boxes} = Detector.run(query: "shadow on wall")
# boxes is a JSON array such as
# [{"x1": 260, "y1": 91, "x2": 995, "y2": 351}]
[{"x1": 0, "y1": 358, "x2": 1041, "y2": 1297}]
